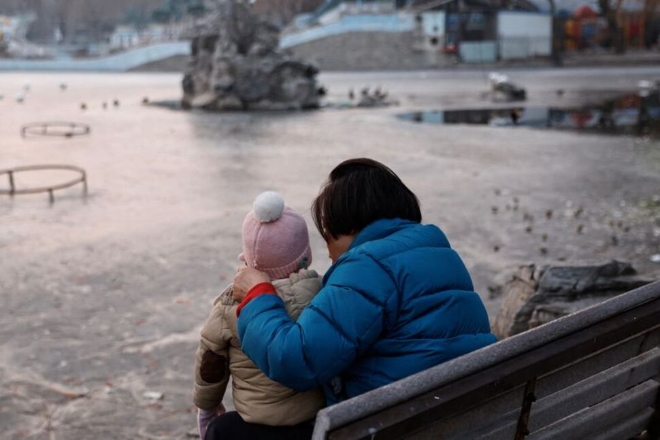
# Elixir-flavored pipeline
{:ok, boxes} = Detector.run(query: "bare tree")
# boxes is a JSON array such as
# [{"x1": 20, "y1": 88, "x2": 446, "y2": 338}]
[
  {"x1": 52, "y1": 0, "x2": 77, "y2": 42},
  {"x1": 644, "y1": 0, "x2": 659, "y2": 48},
  {"x1": 547, "y1": 0, "x2": 562, "y2": 66},
  {"x1": 598, "y1": 0, "x2": 625, "y2": 53}
]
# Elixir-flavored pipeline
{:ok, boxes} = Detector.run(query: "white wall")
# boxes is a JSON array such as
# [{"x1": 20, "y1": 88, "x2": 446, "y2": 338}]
[
  {"x1": 421, "y1": 11, "x2": 445, "y2": 36},
  {"x1": 497, "y1": 12, "x2": 551, "y2": 59},
  {"x1": 460, "y1": 41, "x2": 498, "y2": 63}
]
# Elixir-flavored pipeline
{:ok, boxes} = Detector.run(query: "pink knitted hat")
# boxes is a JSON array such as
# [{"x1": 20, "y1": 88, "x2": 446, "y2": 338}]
[{"x1": 240, "y1": 191, "x2": 313, "y2": 280}]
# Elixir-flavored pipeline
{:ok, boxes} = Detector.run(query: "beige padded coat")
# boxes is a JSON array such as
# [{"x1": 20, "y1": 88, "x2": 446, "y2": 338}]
[{"x1": 193, "y1": 269, "x2": 325, "y2": 426}]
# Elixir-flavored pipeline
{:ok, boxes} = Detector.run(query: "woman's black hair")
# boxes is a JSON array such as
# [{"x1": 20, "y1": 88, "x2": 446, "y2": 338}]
[{"x1": 312, "y1": 158, "x2": 422, "y2": 241}]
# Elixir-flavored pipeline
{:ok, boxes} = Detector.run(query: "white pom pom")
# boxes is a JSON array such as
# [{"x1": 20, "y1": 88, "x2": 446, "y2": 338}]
[{"x1": 253, "y1": 191, "x2": 285, "y2": 223}]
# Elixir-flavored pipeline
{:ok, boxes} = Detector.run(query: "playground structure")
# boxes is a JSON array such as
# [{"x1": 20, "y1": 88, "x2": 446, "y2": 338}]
[
  {"x1": 21, "y1": 122, "x2": 91, "y2": 138},
  {"x1": 0, "y1": 165, "x2": 88, "y2": 204},
  {"x1": 561, "y1": 3, "x2": 660, "y2": 52}
]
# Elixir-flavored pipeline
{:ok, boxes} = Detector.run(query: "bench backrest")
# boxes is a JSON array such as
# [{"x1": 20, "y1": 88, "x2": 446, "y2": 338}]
[{"x1": 312, "y1": 280, "x2": 660, "y2": 440}]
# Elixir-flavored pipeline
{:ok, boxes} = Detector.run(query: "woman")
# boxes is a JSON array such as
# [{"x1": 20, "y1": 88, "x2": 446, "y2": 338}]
[{"x1": 206, "y1": 158, "x2": 496, "y2": 439}]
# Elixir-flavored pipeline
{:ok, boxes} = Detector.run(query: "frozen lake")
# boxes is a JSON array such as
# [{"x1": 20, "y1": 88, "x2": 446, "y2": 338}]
[{"x1": 1, "y1": 68, "x2": 659, "y2": 438}]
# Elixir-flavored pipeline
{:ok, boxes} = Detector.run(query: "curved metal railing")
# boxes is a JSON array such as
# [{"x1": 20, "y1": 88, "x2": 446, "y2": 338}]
[
  {"x1": 0, "y1": 165, "x2": 88, "y2": 203},
  {"x1": 21, "y1": 122, "x2": 91, "y2": 138}
]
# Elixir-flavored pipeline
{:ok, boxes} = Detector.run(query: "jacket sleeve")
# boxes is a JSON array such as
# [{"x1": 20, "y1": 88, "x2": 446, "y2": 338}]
[
  {"x1": 238, "y1": 254, "x2": 393, "y2": 391},
  {"x1": 193, "y1": 302, "x2": 232, "y2": 410}
]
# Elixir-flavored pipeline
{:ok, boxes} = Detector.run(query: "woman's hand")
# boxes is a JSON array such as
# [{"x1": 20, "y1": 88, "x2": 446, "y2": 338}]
[{"x1": 233, "y1": 267, "x2": 271, "y2": 302}]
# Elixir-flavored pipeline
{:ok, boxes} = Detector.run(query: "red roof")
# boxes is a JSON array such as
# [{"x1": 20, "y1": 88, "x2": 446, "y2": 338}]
[{"x1": 573, "y1": 5, "x2": 599, "y2": 19}]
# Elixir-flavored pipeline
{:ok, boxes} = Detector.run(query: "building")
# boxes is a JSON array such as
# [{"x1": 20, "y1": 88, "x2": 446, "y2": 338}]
[
  {"x1": 414, "y1": 0, "x2": 551, "y2": 62},
  {"x1": 110, "y1": 23, "x2": 185, "y2": 51},
  {"x1": 280, "y1": 0, "x2": 553, "y2": 68},
  {"x1": 0, "y1": 14, "x2": 32, "y2": 42}
]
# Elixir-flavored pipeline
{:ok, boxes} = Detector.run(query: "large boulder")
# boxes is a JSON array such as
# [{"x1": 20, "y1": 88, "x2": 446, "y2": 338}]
[
  {"x1": 182, "y1": 0, "x2": 322, "y2": 111},
  {"x1": 492, "y1": 261, "x2": 655, "y2": 340}
]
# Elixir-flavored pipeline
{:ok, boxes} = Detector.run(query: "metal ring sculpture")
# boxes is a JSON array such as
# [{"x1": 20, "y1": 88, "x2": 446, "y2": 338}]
[
  {"x1": 0, "y1": 165, "x2": 88, "y2": 203},
  {"x1": 21, "y1": 122, "x2": 91, "y2": 138}
]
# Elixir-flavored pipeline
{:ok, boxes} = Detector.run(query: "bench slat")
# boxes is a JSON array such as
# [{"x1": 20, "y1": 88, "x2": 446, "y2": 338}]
[
  {"x1": 529, "y1": 347, "x2": 660, "y2": 431},
  {"x1": 535, "y1": 326, "x2": 660, "y2": 400},
  {"x1": 446, "y1": 413, "x2": 519, "y2": 440},
  {"x1": 596, "y1": 407, "x2": 655, "y2": 440},
  {"x1": 455, "y1": 336, "x2": 660, "y2": 439},
  {"x1": 528, "y1": 379, "x2": 659, "y2": 440},
  {"x1": 325, "y1": 297, "x2": 660, "y2": 440},
  {"x1": 470, "y1": 417, "x2": 519, "y2": 440},
  {"x1": 414, "y1": 386, "x2": 524, "y2": 440},
  {"x1": 456, "y1": 347, "x2": 660, "y2": 439},
  {"x1": 462, "y1": 329, "x2": 660, "y2": 440}
]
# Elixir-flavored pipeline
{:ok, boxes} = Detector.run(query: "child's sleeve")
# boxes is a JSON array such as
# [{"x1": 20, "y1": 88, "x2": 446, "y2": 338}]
[{"x1": 193, "y1": 302, "x2": 231, "y2": 411}]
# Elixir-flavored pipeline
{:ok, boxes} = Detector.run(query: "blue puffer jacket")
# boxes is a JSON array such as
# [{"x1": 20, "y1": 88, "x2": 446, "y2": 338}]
[{"x1": 238, "y1": 218, "x2": 497, "y2": 405}]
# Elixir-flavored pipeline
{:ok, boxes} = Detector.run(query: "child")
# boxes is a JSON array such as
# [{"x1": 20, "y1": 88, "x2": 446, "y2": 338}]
[{"x1": 193, "y1": 191, "x2": 325, "y2": 439}]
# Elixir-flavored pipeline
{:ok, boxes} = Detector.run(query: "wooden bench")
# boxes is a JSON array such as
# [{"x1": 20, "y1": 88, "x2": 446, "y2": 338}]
[{"x1": 312, "y1": 280, "x2": 660, "y2": 440}]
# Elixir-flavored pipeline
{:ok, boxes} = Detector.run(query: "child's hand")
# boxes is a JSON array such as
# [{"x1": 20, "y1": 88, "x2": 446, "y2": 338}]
[
  {"x1": 233, "y1": 267, "x2": 271, "y2": 302},
  {"x1": 197, "y1": 407, "x2": 222, "y2": 439}
]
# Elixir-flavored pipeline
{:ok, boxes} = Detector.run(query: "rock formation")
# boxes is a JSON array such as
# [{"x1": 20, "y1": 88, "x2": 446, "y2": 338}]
[
  {"x1": 182, "y1": 0, "x2": 322, "y2": 110},
  {"x1": 492, "y1": 260, "x2": 655, "y2": 340}
]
